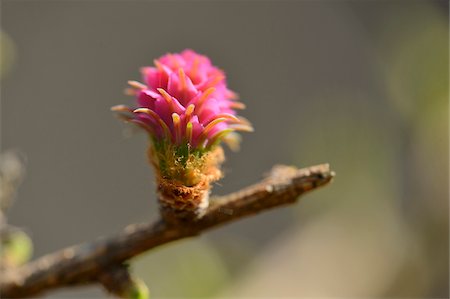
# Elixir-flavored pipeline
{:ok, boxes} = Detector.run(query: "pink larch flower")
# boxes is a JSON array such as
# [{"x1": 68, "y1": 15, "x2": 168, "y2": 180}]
[
  {"x1": 112, "y1": 50, "x2": 252, "y2": 218},
  {"x1": 113, "y1": 49, "x2": 252, "y2": 151}
]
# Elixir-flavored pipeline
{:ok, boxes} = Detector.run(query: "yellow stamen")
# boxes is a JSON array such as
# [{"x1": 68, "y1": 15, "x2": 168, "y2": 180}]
[
  {"x1": 206, "y1": 128, "x2": 233, "y2": 150},
  {"x1": 172, "y1": 113, "x2": 181, "y2": 144},
  {"x1": 185, "y1": 104, "x2": 195, "y2": 121},
  {"x1": 133, "y1": 108, "x2": 171, "y2": 138},
  {"x1": 236, "y1": 116, "x2": 251, "y2": 126},
  {"x1": 190, "y1": 57, "x2": 199, "y2": 78},
  {"x1": 223, "y1": 132, "x2": 241, "y2": 151},
  {"x1": 154, "y1": 59, "x2": 164, "y2": 70},
  {"x1": 196, "y1": 87, "x2": 216, "y2": 109},
  {"x1": 186, "y1": 122, "x2": 193, "y2": 144},
  {"x1": 129, "y1": 119, "x2": 156, "y2": 135},
  {"x1": 178, "y1": 68, "x2": 187, "y2": 91},
  {"x1": 157, "y1": 88, "x2": 175, "y2": 110},
  {"x1": 111, "y1": 105, "x2": 133, "y2": 112},
  {"x1": 197, "y1": 117, "x2": 228, "y2": 147},
  {"x1": 229, "y1": 102, "x2": 246, "y2": 109},
  {"x1": 206, "y1": 75, "x2": 224, "y2": 88},
  {"x1": 212, "y1": 113, "x2": 240, "y2": 123},
  {"x1": 228, "y1": 90, "x2": 239, "y2": 100},
  {"x1": 128, "y1": 80, "x2": 147, "y2": 90},
  {"x1": 229, "y1": 124, "x2": 254, "y2": 132},
  {"x1": 124, "y1": 88, "x2": 137, "y2": 96}
]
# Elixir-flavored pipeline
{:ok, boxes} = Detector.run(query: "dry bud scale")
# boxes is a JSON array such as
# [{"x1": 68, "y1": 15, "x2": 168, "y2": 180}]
[{"x1": 112, "y1": 50, "x2": 253, "y2": 220}]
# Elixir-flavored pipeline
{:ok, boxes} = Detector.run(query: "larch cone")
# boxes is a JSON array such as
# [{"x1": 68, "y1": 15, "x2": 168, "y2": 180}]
[{"x1": 112, "y1": 50, "x2": 252, "y2": 221}]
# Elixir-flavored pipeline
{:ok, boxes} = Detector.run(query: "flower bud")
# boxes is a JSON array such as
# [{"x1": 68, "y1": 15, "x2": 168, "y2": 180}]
[{"x1": 113, "y1": 50, "x2": 252, "y2": 220}]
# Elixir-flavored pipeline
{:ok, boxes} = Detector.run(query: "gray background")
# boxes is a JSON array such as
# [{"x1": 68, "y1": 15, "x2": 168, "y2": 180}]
[{"x1": 2, "y1": 1, "x2": 448, "y2": 298}]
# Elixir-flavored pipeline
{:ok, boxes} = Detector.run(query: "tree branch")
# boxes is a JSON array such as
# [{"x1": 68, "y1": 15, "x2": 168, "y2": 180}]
[{"x1": 0, "y1": 164, "x2": 334, "y2": 298}]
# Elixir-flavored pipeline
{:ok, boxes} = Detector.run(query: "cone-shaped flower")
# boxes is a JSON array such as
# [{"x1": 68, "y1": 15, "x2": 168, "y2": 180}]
[{"x1": 112, "y1": 50, "x2": 252, "y2": 219}]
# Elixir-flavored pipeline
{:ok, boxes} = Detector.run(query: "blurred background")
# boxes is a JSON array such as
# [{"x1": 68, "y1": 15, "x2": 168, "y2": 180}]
[{"x1": 1, "y1": 1, "x2": 448, "y2": 298}]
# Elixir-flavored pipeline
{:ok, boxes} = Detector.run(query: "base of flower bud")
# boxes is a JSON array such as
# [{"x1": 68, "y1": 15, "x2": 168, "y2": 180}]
[
  {"x1": 150, "y1": 146, "x2": 225, "y2": 223},
  {"x1": 157, "y1": 178, "x2": 210, "y2": 224},
  {"x1": 148, "y1": 143, "x2": 224, "y2": 222}
]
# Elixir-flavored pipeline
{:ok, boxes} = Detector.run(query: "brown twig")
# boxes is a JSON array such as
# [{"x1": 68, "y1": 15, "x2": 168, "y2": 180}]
[{"x1": 0, "y1": 164, "x2": 334, "y2": 298}]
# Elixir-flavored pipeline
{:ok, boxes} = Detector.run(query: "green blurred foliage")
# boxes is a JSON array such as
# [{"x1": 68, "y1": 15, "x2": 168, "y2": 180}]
[
  {"x1": 0, "y1": 31, "x2": 16, "y2": 79},
  {"x1": 382, "y1": 5, "x2": 448, "y2": 124},
  {"x1": 385, "y1": 5, "x2": 449, "y2": 217},
  {"x1": 0, "y1": 230, "x2": 33, "y2": 268},
  {"x1": 121, "y1": 276, "x2": 150, "y2": 299}
]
